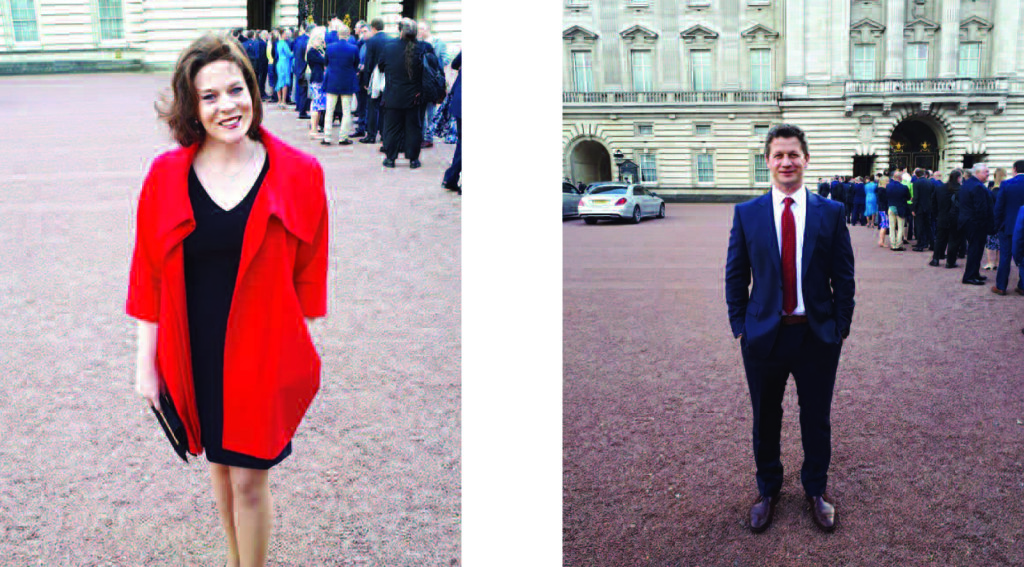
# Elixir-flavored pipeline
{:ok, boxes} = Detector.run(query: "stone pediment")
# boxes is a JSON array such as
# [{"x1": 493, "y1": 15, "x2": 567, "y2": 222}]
[
  {"x1": 680, "y1": 24, "x2": 719, "y2": 45},
  {"x1": 619, "y1": 24, "x2": 659, "y2": 41},
  {"x1": 904, "y1": 17, "x2": 940, "y2": 42},
  {"x1": 851, "y1": 18, "x2": 886, "y2": 42},
  {"x1": 563, "y1": 25, "x2": 599, "y2": 41},
  {"x1": 740, "y1": 23, "x2": 779, "y2": 42},
  {"x1": 960, "y1": 16, "x2": 993, "y2": 42}
]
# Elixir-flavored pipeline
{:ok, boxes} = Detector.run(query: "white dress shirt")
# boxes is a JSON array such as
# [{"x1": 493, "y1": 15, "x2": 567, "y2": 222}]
[{"x1": 771, "y1": 185, "x2": 807, "y2": 316}]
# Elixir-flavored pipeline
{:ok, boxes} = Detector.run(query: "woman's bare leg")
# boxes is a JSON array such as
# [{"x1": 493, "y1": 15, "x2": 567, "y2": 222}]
[
  {"x1": 309, "y1": 111, "x2": 321, "y2": 137},
  {"x1": 229, "y1": 467, "x2": 273, "y2": 567},
  {"x1": 210, "y1": 463, "x2": 241, "y2": 567}
]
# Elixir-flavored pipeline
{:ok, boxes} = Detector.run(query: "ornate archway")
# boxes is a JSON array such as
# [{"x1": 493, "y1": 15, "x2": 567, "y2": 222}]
[{"x1": 567, "y1": 139, "x2": 612, "y2": 185}]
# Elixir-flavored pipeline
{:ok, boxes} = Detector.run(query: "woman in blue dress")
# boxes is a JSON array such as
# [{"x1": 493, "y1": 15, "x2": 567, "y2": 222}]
[
  {"x1": 274, "y1": 29, "x2": 293, "y2": 109},
  {"x1": 864, "y1": 174, "x2": 878, "y2": 228}
]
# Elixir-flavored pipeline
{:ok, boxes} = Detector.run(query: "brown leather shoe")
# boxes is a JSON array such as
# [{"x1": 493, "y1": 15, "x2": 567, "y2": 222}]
[
  {"x1": 991, "y1": 286, "x2": 1007, "y2": 295},
  {"x1": 807, "y1": 495, "x2": 836, "y2": 532},
  {"x1": 750, "y1": 494, "x2": 778, "y2": 533},
  {"x1": 1015, "y1": 287, "x2": 1024, "y2": 296}
]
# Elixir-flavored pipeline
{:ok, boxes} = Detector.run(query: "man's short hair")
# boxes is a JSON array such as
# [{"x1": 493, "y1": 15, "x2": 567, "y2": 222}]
[
  {"x1": 1013, "y1": 159, "x2": 1024, "y2": 173},
  {"x1": 971, "y1": 162, "x2": 988, "y2": 175},
  {"x1": 914, "y1": 168, "x2": 924, "y2": 177},
  {"x1": 370, "y1": 18, "x2": 384, "y2": 31},
  {"x1": 763, "y1": 124, "x2": 809, "y2": 157}
]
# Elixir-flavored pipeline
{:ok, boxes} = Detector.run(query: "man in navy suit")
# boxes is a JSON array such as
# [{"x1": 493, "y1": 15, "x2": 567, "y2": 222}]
[
  {"x1": 958, "y1": 163, "x2": 993, "y2": 285},
  {"x1": 726, "y1": 124, "x2": 855, "y2": 534},
  {"x1": 992, "y1": 160, "x2": 1024, "y2": 294},
  {"x1": 292, "y1": 24, "x2": 312, "y2": 120},
  {"x1": 359, "y1": 18, "x2": 390, "y2": 144}
]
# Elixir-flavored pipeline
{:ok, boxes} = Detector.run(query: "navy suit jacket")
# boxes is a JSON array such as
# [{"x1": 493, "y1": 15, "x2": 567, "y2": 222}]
[
  {"x1": 449, "y1": 51, "x2": 461, "y2": 119},
  {"x1": 293, "y1": 34, "x2": 309, "y2": 75},
  {"x1": 958, "y1": 176, "x2": 992, "y2": 231},
  {"x1": 853, "y1": 183, "x2": 866, "y2": 204},
  {"x1": 993, "y1": 174, "x2": 1024, "y2": 237},
  {"x1": 324, "y1": 39, "x2": 359, "y2": 95},
  {"x1": 886, "y1": 181, "x2": 910, "y2": 217},
  {"x1": 726, "y1": 189, "x2": 856, "y2": 359}
]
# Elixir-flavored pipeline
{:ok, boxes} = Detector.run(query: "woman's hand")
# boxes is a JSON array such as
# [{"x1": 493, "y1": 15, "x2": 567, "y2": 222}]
[
  {"x1": 135, "y1": 320, "x2": 161, "y2": 412},
  {"x1": 136, "y1": 360, "x2": 162, "y2": 413}
]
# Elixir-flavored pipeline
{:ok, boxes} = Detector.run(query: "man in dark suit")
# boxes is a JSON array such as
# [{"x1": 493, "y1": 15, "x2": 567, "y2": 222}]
[
  {"x1": 242, "y1": 31, "x2": 260, "y2": 75},
  {"x1": 817, "y1": 178, "x2": 830, "y2": 198},
  {"x1": 255, "y1": 31, "x2": 269, "y2": 100},
  {"x1": 851, "y1": 178, "x2": 866, "y2": 225},
  {"x1": 292, "y1": 24, "x2": 312, "y2": 120},
  {"x1": 959, "y1": 164, "x2": 993, "y2": 284},
  {"x1": 726, "y1": 124, "x2": 855, "y2": 534},
  {"x1": 442, "y1": 50, "x2": 461, "y2": 193},
  {"x1": 359, "y1": 18, "x2": 389, "y2": 144},
  {"x1": 886, "y1": 174, "x2": 911, "y2": 251},
  {"x1": 911, "y1": 168, "x2": 935, "y2": 252},
  {"x1": 830, "y1": 177, "x2": 845, "y2": 210},
  {"x1": 842, "y1": 177, "x2": 854, "y2": 224},
  {"x1": 992, "y1": 160, "x2": 1024, "y2": 294}
]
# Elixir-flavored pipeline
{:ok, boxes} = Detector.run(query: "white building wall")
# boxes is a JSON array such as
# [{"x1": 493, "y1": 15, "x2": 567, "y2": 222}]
[{"x1": 563, "y1": 0, "x2": 1024, "y2": 200}]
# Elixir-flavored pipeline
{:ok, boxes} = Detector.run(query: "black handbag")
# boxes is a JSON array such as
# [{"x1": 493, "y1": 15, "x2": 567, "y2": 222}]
[{"x1": 150, "y1": 391, "x2": 190, "y2": 462}]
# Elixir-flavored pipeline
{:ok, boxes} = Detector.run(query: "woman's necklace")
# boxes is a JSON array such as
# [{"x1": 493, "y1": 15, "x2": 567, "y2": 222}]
[{"x1": 203, "y1": 144, "x2": 259, "y2": 180}]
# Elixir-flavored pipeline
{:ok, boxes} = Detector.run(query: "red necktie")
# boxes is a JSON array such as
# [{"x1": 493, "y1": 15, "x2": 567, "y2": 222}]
[{"x1": 782, "y1": 197, "x2": 797, "y2": 315}]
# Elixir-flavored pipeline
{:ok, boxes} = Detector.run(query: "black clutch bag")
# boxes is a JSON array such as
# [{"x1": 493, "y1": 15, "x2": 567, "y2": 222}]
[{"x1": 150, "y1": 391, "x2": 189, "y2": 462}]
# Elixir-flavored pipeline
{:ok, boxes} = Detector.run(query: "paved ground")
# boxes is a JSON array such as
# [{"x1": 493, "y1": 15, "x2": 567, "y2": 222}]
[
  {"x1": 563, "y1": 206, "x2": 1024, "y2": 566},
  {"x1": 0, "y1": 73, "x2": 460, "y2": 566}
]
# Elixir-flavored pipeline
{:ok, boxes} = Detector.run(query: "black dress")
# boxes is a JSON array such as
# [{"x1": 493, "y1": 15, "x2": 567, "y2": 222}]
[{"x1": 183, "y1": 154, "x2": 291, "y2": 469}]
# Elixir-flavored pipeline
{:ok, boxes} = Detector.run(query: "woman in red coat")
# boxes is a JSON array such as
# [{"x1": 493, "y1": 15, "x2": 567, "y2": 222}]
[{"x1": 127, "y1": 33, "x2": 328, "y2": 567}]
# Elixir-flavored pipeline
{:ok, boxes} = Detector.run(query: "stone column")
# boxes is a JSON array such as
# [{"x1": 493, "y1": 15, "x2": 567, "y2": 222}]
[
  {"x1": 993, "y1": 0, "x2": 1020, "y2": 76},
  {"x1": 883, "y1": 0, "x2": 906, "y2": 78},
  {"x1": 828, "y1": 0, "x2": 850, "y2": 81},
  {"x1": 938, "y1": 0, "x2": 960, "y2": 77},
  {"x1": 721, "y1": 0, "x2": 740, "y2": 89},
  {"x1": 783, "y1": 0, "x2": 806, "y2": 95}
]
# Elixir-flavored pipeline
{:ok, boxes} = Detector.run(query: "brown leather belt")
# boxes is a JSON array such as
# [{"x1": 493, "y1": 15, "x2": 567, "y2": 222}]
[{"x1": 781, "y1": 315, "x2": 808, "y2": 325}]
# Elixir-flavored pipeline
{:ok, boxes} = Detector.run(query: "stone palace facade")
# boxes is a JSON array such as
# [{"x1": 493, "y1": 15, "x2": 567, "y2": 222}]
[
  {"x1": 0, "y1": 0, "x2": 460, "y2": 73},
  {"x1": 562, "y1": 0, "x2": 1024, "y2": 200}
]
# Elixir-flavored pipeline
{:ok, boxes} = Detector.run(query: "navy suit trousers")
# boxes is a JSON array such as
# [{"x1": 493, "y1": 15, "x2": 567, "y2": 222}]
[
  {"x1": 996, "y1": 233, "x2": 1024, "y2": 291},
  {"x1": 741, "y1": 323, "x2": 842, "y2": 498}
]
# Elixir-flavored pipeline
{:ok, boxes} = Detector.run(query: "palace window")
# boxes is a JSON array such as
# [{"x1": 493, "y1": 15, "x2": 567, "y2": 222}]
[
  {"x1": 637, "y1": 123, "x2": 654, "y2": 136},
  {"x1": 98, "y1": 0, "x2": 125, "y2": 40},
  {"x1": 853, "y1": 44, "x2": 875, "y2": 80},
  {"x1": 571, "y1": 51, "x2": 594, "y2": 92},
  {"x1": 905, "y1": 43, "x2": 928, "y2": 79},
  {"x1": 754, "y1": 154, "x2": 769, "y2": 183},
  {"x1": 640, "y1": 153, "x2": 658, "y2": 182},
  {"x1": 695, "y1": 124, "x2": 711, "y2": 136},
  {"x1": 750, "y1": 48, "x2": 771, "y2": 90},
  {"x1": 10, "y1": 0, "x2": 40, "y2": 42},
  {"x1": 754, "y1": 124, "x2": 770, "y2": 139},
  {"x1": 958, "y1": 43, "x2": 980, "y2": 78},
  {"x1": 691, "y1": 49, "x2": 712, "y2": 91},
  {"x1": 698, "y1": 153, "x2": 714, "y2": 183},
  {"x1": 631, "y1": 50, "x2": 653, "y2": 91}
]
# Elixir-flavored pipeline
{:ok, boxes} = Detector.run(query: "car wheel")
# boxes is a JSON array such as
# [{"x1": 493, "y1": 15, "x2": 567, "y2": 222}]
[
  {"x1": 584, "y1": 218, "x2": 598, "y2": 225},
  {"x1": 658, "y1": 203, "x2": 666, "y2": 218},
  {"x1": 632, "y1": 206, "x2": 642, "y2": 224}
]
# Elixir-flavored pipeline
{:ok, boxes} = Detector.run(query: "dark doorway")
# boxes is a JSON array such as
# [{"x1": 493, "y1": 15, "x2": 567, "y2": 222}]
[
  {"x1": 402, "y1": 0, "x2": 423, "y2": 20},
  {"x1": 889, "y1": 119, "x2": 939, "y2": 174},
  {"x1": 962, "y1": 153, "x2": 987, "y2": 170},
  {"x1": 853, "y1": 155, "x2": 875, "y2": 179},
  {"x1": 570, "y1": 141, "x2": 612, "y2": 185},
  {"x1": 247, "y1": 0, "x2": 276, "y2": 30}
]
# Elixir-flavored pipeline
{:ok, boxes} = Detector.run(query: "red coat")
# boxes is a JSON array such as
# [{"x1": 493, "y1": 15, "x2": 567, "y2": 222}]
[{"x1": 127, "y1": 127, "x2": 328, "y2": 459}]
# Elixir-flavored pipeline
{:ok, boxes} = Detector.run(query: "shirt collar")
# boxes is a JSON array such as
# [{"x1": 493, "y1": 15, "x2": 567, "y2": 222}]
[{"x1": 771, "y1": 185, "x2": 806, "y2": 208}]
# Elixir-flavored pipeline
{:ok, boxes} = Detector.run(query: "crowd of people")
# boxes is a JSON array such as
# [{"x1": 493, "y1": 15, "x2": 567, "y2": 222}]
[
  {"x1": 816, "y1": 162, "x2": 1024, "y2": 310},
  {"x1": 227, "y1": 16, "x2": 462, "y2": 193}
]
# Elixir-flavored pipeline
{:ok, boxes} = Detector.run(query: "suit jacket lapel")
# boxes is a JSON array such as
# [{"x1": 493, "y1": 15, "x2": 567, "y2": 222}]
[
  {"x1": 802, "y1": 189, "x2": 822, "y2": 279},
  {"x1": 761, "y1": 194, "x2": 781, "y2": 276}
]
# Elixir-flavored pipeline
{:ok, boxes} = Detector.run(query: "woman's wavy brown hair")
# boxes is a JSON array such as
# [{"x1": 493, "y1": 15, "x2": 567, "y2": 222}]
[{"x1": 156, "y1": 32, "x2": 263, "y2": 147}]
